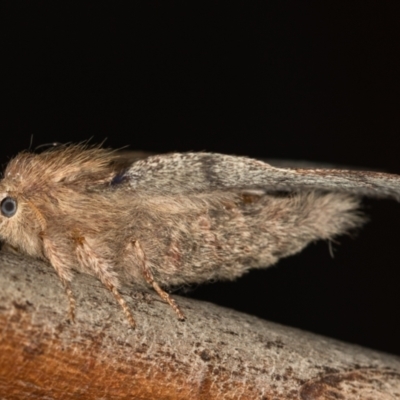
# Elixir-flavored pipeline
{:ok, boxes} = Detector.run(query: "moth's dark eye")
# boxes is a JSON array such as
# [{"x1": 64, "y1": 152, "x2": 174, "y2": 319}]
[{"x1": 1, "y1": 197, "x2": 18, "y2": 218}]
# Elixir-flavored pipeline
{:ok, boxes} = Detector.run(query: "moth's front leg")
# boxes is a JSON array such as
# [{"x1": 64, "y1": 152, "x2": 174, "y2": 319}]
[
  {"x1": 127, "y1": 240, "x2": 186, "y2": 321},
  {"x1": 41, "y1": 233, "x2": 76, "y2": 323},
  {"x1": 72, "y1": 231, "x2": 136, "y2": 327}
]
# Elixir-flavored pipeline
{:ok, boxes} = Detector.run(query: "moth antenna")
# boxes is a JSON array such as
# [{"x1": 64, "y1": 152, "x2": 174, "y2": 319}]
[{"x1": 132, "y1": 240, "x2": 186, "y2": 321}]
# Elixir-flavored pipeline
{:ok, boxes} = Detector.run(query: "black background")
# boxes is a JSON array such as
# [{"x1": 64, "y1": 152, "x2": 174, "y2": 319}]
[{"x1": 1, "y1": 2, "x2": 399, "y2": 355}]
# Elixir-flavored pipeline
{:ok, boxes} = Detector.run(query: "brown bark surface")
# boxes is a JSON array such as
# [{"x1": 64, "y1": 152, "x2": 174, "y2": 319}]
[{"x1": 0, "y1": 251, "x2": 399, "y2": 400}]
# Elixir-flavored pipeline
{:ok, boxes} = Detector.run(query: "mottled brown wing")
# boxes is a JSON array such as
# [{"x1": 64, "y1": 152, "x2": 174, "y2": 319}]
[
  {"x1": 117, "y1": 151, "x2": 360, "y2": 170},
  {"x1": 124, "y1": 152, "x2": 400, "y2": 200}
]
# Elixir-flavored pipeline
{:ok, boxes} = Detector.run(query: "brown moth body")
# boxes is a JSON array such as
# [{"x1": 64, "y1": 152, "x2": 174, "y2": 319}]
[{"x1": 0, "y1": 145, "x2": 397, "y2": 327}]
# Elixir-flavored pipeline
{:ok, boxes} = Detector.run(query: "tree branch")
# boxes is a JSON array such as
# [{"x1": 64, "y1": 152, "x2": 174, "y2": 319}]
[{"x1": 0, "y1": 251, "x2": 399, "y2": 399}]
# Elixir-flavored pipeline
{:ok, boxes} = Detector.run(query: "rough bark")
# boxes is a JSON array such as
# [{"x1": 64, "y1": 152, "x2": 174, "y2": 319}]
[{"x1": 0, "y1": 251, "x2": 399, "y2": 400}]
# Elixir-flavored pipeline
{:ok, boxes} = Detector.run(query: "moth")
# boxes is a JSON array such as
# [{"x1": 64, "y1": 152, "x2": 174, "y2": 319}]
[{"x1": 0, "y1": 144, "x2": 399, "y2": 327}]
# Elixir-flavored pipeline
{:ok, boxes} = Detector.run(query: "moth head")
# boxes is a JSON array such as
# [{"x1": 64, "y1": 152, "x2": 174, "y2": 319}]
[
  {"x1": 0, "y1": 195, "x2": 18, "y2": 219},
  {"x1": 0, "y1": 145, "x2": 123, "y2": 256},
  {"x1": 0, "y1": 179, "x2": 45, "y2": 257}
]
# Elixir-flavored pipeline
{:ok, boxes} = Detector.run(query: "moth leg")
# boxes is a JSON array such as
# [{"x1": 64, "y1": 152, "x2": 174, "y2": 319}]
[
  {"x1": 73, "y1": 233, "x2": 136, "y2": 328},
  {"x1": 63, "y1": 280, "x2": 76, "y2": 323},
  {"x1": 106, "y1": 284, "x2": 136, "y2": 328},
  {"x1": 41, "y1": 233, "x2": 76, "y2": 322},
  {"x1": 132, "y1": 240, "x2": 186, "y2": 321}
]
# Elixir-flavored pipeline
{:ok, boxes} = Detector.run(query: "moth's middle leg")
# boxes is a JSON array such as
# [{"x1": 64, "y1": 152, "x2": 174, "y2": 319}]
[{"x1": 73, "y1": 232, "x2": 136, "y2": 327}]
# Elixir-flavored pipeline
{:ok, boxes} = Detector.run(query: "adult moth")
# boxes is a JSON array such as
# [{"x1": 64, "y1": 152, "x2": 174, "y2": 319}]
[{"x1": 0, "y1": 145, "x2": 399, "y2": 327}]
